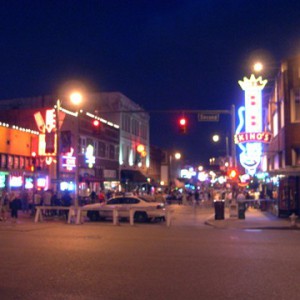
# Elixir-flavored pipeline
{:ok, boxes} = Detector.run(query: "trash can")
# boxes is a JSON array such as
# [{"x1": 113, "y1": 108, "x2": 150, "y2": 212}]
[
  {"x1": 214, "y1": 200, "x2": 225, "y2": 220},
  {"x1": 238, "y1": 202, "x2": 246, "y2": 219}
]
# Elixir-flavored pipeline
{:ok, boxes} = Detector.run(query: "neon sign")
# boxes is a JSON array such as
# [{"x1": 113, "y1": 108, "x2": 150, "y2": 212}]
[
  {"x1": 10, "y1": 176, "x2": 23, "y2": 187},
  {"x1": 0, "y1": 172, "x2": 7, "y2": 188},
  {"x1": 37, "y1": 177, "x2": 47, "y2": 188},
  {"x1": 85, "y1": 145, "x2": 95, "y2": 168},
  {"x1": 25, "y1": 177, "x2": 34, "y2": 189},
  {"x1": 235, "y1": 74, "x2": 271, "y2": 175},
  {"x1": 62, "y1": 148, "x2": 76, "y2": 171}
]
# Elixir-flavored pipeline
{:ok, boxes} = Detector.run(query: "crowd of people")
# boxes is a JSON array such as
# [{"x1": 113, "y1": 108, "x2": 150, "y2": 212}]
[
  {"x1": 0, "y1": 189, "x2": 75, "y2": 222},
  {"x1": 0, "y1": 184, "x2": 272, "y2": 223}
]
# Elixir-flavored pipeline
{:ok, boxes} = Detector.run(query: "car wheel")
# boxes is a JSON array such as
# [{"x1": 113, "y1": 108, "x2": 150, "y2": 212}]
[{"x1": 134, "y1": 211, "x2": 148, "y2": 223}]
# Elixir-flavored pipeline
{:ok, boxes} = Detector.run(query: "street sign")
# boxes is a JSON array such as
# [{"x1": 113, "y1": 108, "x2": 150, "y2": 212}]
[{"x1": 198, "y1": 113, "x2": 219, "y2": 122}]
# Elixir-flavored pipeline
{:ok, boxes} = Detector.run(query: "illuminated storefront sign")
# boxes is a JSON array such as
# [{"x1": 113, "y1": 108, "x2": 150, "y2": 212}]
[
  {"x1": 60, "y1": 181, "x2": 75, "y2": 191},
  {"x1": 85, "y1": 145, "x2": 95, "y2": 168},
  {"x1": 25, "y1": 177, "x2": 34, "y2": 189},
  {"x1": 34, "y1": 108, "x2": 65, "y2": 164},
  {"x1": 235, "y1": 74, "x2": 271, "y2": 175},
  {"x1": 234, "y1": 132, "x2": 272, "y2": 144},
  {"x1": 34, "y1": 109, "x2": 57, "y2": 163},
  {"x1": 37, "y1": 177, "x2": 47, "y2": 189},
  {"x1": 62, "y1": 148, "x2": 76, "y2": 171},
  {"x1": 10, "y1": 175, "x2": 23, "y2": 187},
  {"x1": 0, "y1": 172, "x2": 8, "y2": 188}
]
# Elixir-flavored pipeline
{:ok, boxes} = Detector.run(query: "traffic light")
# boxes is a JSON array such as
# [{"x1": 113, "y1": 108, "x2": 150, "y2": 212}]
[
  {"x1": 92, "y1": 119, "x2": 101, "y2": 135},
  {"x1": 93, "y1": 120, "x2": 100, "y2": 127},
  {"x1": 227, "y1": 168, "x2": 239, "y2": 180},
  {"x1": 179, "y1": 117, "x2": 187, "y2": 134},
  {"x1": 136, "y1": 144, "x2": 147, "y2": 165},
  {"x1": 31, "y1": 152, "x2": 37, "y2": 172}
]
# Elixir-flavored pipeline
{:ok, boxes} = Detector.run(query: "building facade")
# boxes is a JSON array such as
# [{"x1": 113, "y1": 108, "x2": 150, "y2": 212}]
[
  {"x1": 266, "y1": 55, "x2": 300, "y2": 174},
  {"x1": 0, "y1": 91, "x2": 152, "y2": 192},
  {"x1": 265, "y1": 55, "x2": 300, "y2": 216},
  {"x1": 83, "y1": 92, "x2": 151, "y2": 190},
  {"x1": 0, "y1": 120, "x2": 45, "y2": 193},
  {"x1": 0, "y1": 105, "x2": 120, "y2": 198}
]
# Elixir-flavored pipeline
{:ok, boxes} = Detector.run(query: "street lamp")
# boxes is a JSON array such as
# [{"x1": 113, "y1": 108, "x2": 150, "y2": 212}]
[
  {"x1": 56, "y1": 92, "x2": 83, "y2": 207},
  {"x1": 169, "y1": 152, "x2": 181, "y2": 185},
  {"x1": 253, "y1": 62, "x2": 263, "y2": 73},
  {"x1": 212, "y1": 134, "x2": 229, "y2": 165}
]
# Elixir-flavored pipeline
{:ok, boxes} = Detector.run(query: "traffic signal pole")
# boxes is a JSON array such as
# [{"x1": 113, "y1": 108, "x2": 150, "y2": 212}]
[
  {"x1": 195, "y1": 105, "x2": 236, "y2": 167},
  {"x1": 97, "y1": 105, "x2": 237, "y2": 166}
]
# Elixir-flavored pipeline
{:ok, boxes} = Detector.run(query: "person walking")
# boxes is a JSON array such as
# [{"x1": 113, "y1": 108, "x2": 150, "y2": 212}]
[
  {"x1": 61, "y1": 191, "x2": 72, "y2": 221},
  {"x1": 9, "y1": 192, "x2": 21, "y2": 223},
  {"x1": 0, "y1": 190, "x2": 9, "y2": 221}
]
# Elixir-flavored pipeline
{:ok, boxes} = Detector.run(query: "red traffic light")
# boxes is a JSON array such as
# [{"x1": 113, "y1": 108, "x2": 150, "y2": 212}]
[
  {"x1": 93, "y1": 120, "x2": 100, "y2": 127},
  {"x1": 179, "y1": 117, "x2": 187, "y2": 134},
  {"x1": 179, "y1": 117, "x2": 186, "y2": 126}
]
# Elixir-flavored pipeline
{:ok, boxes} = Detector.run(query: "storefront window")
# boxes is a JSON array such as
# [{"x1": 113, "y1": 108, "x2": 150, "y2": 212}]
[
  {"x1": 98, "y1": 141, "x2": 106, "y2": 157},
  {"x1": 291, "y1": 89, "x2": 300, "y2": 122},
  {"x1": 109, "y1": 145, "x2": 115, "y2": 159}
]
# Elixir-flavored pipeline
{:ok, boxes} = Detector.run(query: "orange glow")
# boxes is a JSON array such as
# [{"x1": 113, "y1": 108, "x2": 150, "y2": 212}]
[
  {"x1": 70, "y1": 92, "x2": 83, "y2": 106},
  {"x1": 137, "y1": 144, "x2": 145, "y2": 153}
]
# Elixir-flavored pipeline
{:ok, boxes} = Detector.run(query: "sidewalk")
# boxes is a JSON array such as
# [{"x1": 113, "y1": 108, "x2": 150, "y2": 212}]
[{"x1": 205, "y1": 207, "x2": 300, "y2": 230}]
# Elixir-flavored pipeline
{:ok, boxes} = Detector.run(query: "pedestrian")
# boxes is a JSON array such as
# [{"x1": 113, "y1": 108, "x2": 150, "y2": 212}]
[
  {"x1": 33, "y1": 191, "x2": 42, "y2": 216},
  {"x1": 61, "y1": 191, "x2": 72, "y2": 220},
  {"x1": 0, "y1": 190, "x2": 9, "y2": 221},
  {"x1": 237, "y1": 190, "x2": 246, "y2": 202},
  {"x1": 20, "y1": 189, "x2": 29, "y2": 213},
  {"x1": 155, "y1": 191, "x2": 166, "y2": 204},
  {"x1": 98, "y1": 190, "x2": 106, "y2": 203},
  {"x1": 43, "y1": 189, "x2": 52, "y2": 216},
  {"x1": 90, "y1": 191, "x2": 98, "y2": 203},
  {"x1": 9, "y1": 192, "x2": 21, "y2": 223}
]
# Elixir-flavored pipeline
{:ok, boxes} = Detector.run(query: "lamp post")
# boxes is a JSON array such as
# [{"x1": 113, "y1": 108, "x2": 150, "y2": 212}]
[
  {"x1": 55, "y1": 92, "x2": 82, "y2": 207},
  {"x1": 56, "y1": 99, "x2": 61, "y2": 194},
  {"x1": 169, "y1": 152, "x2": 181, "y2": 186},
  {"x1": 212, "y1": 134, "x2": 229, "y2": 166},
  {"x1": 70, "y1": 92, "x2": 83, "y2": 208}
]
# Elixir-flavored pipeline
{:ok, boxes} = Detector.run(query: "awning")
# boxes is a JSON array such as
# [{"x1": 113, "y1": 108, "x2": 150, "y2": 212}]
[{"x1": 121, "y1": 170, "x2": 148, "y2": 183}]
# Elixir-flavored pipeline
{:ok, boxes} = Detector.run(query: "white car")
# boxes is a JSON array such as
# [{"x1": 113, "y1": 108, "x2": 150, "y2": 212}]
[{"x1": 85, "y1": 195, "x2": 166, "y2": 222}]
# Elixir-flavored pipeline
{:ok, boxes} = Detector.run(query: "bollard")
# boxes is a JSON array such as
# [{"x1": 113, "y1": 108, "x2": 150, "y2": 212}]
[
  {"x1": 289, "y1": 213, "x2": 298, "y2": 227},
  {"x1": 166, "y1": 208, "x2": 172, "y2": 227},
  {"x1": 76, "y1": 208, "x2": 82, "y2": 225},
  {"x1": 129, "y1": 209, "x2": 135, "y2": 226},
  {"x1": 113, "y1": 208, "x2": 120, "y2": 225}
]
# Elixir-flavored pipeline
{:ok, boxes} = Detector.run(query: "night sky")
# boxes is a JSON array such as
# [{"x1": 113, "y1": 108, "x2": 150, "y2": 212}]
[{"x1": 1, "y1": 0, "x2": 300, "y2": 164}]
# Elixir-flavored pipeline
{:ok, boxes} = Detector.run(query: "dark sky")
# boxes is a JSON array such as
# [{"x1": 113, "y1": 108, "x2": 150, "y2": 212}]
[{"x1": 1, "y1": 0, "x2": 300, "y2": 164}]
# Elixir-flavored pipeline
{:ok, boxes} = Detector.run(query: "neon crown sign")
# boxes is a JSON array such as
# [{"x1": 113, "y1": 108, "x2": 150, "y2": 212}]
[{"x1": 235, "y1": 74, "x2": 272, "y2": 176}]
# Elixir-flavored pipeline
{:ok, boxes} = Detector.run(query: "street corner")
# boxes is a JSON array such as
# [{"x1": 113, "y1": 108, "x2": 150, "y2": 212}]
[{"x1": 204, "y1": 215, "x2": 229, "y2": 229}]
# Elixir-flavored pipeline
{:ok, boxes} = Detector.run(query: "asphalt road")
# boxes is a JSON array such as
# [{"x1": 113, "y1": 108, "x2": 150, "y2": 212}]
[{"x1": 1, "y1": 206, "x2": 300, "y2": 300}]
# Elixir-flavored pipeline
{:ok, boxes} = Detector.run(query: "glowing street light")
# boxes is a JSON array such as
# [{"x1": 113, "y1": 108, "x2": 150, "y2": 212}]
[
  {"x1": 212, "y1": 134, "x2": 220, "y2": 142},
  {"x1": 169, "y1": 152, "x2": 182, "y2": 185},
  {"x1": 253, "y1": 62, "x2": 263, "y2": 73},
  {"x1": 212, "y1": 134, "x2": 229, "y2": 165},
  {"x1": 174, "y1": 152, "x2": 181, "y2": 160},
  {"x1": 70, "y1": 92, "x2": 83, "y2": 106}
]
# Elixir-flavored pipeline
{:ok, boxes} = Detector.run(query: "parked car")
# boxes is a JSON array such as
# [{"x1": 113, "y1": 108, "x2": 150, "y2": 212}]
[{"x1": 85, "y1": 195, "x2": 166, "y2": 222}]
